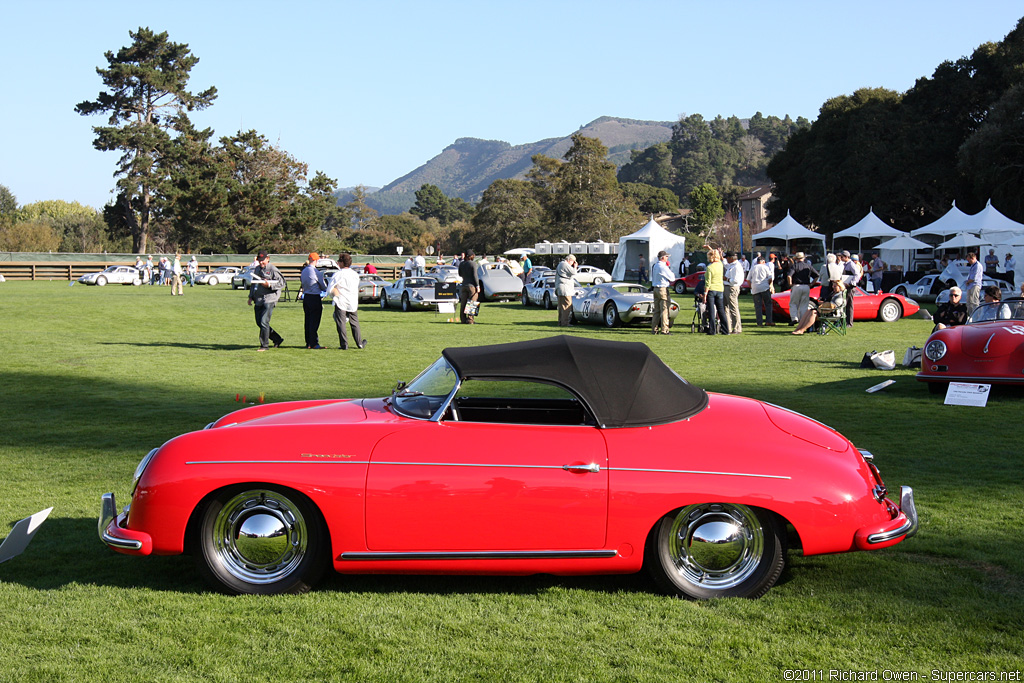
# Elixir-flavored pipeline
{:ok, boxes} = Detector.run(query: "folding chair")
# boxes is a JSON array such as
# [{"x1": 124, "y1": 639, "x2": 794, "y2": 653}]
[{"x1": 816, "y1": 301, "x2": 847, "y2": 336}]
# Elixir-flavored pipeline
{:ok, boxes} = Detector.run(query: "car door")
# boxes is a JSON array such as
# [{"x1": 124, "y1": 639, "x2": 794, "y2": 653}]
[{"x1": 365, "y1": 421, "x2": 608, "y2": 551}]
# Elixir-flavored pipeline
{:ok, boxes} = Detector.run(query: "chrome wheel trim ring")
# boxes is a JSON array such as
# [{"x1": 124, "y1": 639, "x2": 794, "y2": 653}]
[
  {"x1": 604, "y1": 304, "x2": 617, "y2": 327},
  {"x1": 667, "y1": 503, "x2": 764, "y2": 590},
  {"x1": 212, "y1": 490, "x2": 308, "y2": 585},
  {"x1": 880, "y1": 301, "x2": 900, "y2": 322}
]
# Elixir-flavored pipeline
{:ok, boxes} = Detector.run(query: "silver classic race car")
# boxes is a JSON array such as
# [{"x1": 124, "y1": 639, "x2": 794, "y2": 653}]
[
  {"x1": 571, "y1": 282, "x2": 680, "y2": 328},
  {"x1": 77, "y1": 265, "x2": 142, "y2": 286}
]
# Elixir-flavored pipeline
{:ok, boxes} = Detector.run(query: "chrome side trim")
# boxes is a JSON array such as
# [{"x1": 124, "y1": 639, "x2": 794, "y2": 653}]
[
  {"x1": 341, "y1": 550, "x2": 617, "y2": 561},
  {"x1": 607, "y1": 467, "x2": 790, "y2": 480},
  {"x1": 867, "y1": 486, "x2": 919, "y2": 544},
  {"x1": 859, "y1": 449, "x2": 874, "y2": 462},
  {"x1": 99, "y1": 493, "x2": 142, "y2": 551},
  {"x1": 187, "y1": 460, "x2": 372, "y2": 465}
]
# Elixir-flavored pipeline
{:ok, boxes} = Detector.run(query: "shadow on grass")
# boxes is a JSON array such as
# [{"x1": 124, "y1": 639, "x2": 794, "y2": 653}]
[{"x1": 98, "y1": 341, "x2": 252, "y2": 351}]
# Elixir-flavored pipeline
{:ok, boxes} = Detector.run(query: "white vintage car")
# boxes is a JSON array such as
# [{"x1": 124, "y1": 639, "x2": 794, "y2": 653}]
[
  {"x1": 195, "y1": 266, "x2": 241, "y2": 286},
  {"x1": 573, "y1": 264, "x2": 612, "y2": 285},
  {"x1": 77, "y1": 265, "x2": 142, "y2": 286},
  {"x1": 521, "y1": 272, "x2": 582, "y2": 309}
]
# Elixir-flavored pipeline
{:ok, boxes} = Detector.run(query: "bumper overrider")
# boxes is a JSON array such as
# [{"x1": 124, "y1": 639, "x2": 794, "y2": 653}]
[
  {"x1": 854, "y1": 485, "x2": 919, "y2": 550},
  {"x1": 99, "y1": 492, "x2": 152, "y2": 555}
]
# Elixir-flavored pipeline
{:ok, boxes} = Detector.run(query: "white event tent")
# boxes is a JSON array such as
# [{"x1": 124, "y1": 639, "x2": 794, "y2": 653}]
[
  {"x1": 610, "y1": 216, "x2": 686, "y2": 281},
  {"x1": 833, "y1": 209, "x2": 905, "y2": 252},
  {"x1": 751, "y1": 211, "x2": 826, "y2": 255},
  {"x1": 911, "y1": 201, "x2": 973, "y2": 238}
]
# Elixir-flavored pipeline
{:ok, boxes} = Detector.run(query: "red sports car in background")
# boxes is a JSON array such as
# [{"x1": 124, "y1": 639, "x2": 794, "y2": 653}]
[
  {"x1": 772, "y1": 286, "x2": 920, "y2": 323},
  {"x1": 100, "y1": 336, "x2": 917, "y2": 599},
  {"x1": 917, "y1": 299, "x2": 1024, "y2": 393},
  {"x1": 670, "y1": 271, "x2": 704, "y2": 294}
]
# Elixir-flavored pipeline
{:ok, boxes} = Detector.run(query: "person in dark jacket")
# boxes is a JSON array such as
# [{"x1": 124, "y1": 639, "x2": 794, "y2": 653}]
[
  {"x1": 247, "y1": 250, "x2": 285, "y2": 350},
  {"x1": 458, "y1": 250, "x2": 480, "y2": 324},
  {"x1": 933, "y1": 287, "x2": 968, "y2": 331}
]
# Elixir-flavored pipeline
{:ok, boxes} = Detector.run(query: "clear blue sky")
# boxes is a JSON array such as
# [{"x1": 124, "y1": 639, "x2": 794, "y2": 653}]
[{"x1": 2, "y1": 0, "x2": 1021, "y2": 210}]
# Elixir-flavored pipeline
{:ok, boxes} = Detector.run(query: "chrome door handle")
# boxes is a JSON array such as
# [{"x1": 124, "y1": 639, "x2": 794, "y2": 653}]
[{"x1": 562, "y1": 463, "x2": 600, "y2": 473}]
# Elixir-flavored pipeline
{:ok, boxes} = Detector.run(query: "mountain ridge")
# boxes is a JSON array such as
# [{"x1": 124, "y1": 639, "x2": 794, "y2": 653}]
[{"x1": 364, "y1": 116, "x2": 674, "y2": 214}]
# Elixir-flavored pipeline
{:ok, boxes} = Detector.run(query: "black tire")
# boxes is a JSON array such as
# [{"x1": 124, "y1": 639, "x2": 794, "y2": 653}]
[
  {"x1": 543, "y1": 293, "x2": 552, "y2": 310},
  {"x1": 878, "y1": 298, "x2": 902, "y2": 323},
  {"x1": 645, "y1": 503, "x2": 784, "y2": 600},
  {"x1": 521, "y1": 290, "x2": 530, "y2": 306},
  {"x1": 894, "y1": 286, "x2": 908, "y2": 297},
  {"x1": 191, "y1": 485, "x2": 328, "y2": 595},
  {"x1": 674, "y1": 281, "x2": 687, "y2": 295},
  {"x1": 401, "y1": 293, "x2": 411, "y2": 312},
  {"x1": 593, "y1": 277, "x2": 604, "y2": 284},
  {"x1": 379, "y1": 293, "x2": 388, "y2": 310},
  {"x1": 603, "y1": 302, "x2": 619, "y2": 328}
]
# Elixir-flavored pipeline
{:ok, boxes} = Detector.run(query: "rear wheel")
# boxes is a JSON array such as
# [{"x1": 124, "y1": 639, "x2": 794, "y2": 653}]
[
  {"x1": 674, "y1": 281, "x2": 687, "y2": 295},
  {"x1": 646, "y1": 503, "x2": 784, "y2": 600},
  {"x1": 192, "y1": 486, "x2": 328, "y2": 595},
  {"x1": 604, "y1": 303, "x2": 619, "y2": 328},
  {"x1": 878, "y1": 298, "x2": 902, "y2": 323}
]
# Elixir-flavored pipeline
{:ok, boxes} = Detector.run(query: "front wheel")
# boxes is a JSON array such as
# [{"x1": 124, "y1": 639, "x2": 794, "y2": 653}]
[
  {"x1": 192, "y1": 486, "x2": 328, "y2": 595},
  {"x1": 543, "y1": 293, "x2": 552, "y2": 310},
  {"x1": 604, "y1": 303, "x2": 619, "y2": 328},
  {"x1": 380, "y1": 293, "x2": 388, "y2": 310},
  {"x1": 96, "y1": 276, "x2": 107, "y2": 287},
  {"x1": 878, "y1": 298, "x2": 902, "y2": 323},
  {"x1": 401, "y1": 293, "x2": 411, "y2": 312},
  {"x1": 521, "y1": 290, "x2": 530, "y2": 306},
  {"x1": 593, "y1": 277, "x2": 604, "y2": 284},
  {"x1": 646, "y1": 503, "x2": 784, "y2": 600},
  {"x1": 894, "y1": 286, "x2": 908, "y2": 297},
  {"x1": 674, "y1": 281, "x2": 687, "y2": 295},
  {"x1": 208, "y1": 276, "x2": 218, "y2": 286}
]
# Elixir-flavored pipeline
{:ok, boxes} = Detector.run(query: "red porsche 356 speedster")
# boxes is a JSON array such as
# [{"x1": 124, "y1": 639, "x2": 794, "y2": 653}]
[
  {"x1": 918, "y1": 299, "x2": 1024, "y2": 392},
  {"x1": 100, "y1": 336, "x2": 917, "y2": 598}
]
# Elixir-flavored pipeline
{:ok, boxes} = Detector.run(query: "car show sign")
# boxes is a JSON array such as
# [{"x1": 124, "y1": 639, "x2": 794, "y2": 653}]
[
  {"x1": 943, "y1": 382, "x2": 992, "y2": 407},
  {"x1": 434, "y1": 282, "x2": 457, "y2": 299}
]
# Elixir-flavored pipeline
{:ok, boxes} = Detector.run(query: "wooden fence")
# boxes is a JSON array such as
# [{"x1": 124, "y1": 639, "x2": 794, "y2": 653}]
[{"x1": 0, "y1": 261, "x2": 403, "y2": 282}]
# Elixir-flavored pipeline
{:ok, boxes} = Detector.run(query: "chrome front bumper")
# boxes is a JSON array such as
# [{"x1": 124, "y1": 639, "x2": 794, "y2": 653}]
[{"x1": 99, "y1": 492, "x2": 148, "y2": 553}]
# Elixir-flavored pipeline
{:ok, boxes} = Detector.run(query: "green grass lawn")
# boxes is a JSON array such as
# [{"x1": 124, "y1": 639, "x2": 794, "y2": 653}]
[{"x1": 0, "y1": 281, "x2": 1021, "y2": 682}]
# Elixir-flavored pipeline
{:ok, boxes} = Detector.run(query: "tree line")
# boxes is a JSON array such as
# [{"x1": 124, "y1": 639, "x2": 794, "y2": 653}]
[{"x1": 767, "y1": 17, "x2": 1024, "y2": 232}]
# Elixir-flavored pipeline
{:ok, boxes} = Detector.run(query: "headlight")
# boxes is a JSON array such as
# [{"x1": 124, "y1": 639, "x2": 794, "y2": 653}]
[
  {"x1": 924, "y1": 340, "x2": 947, "y2": 361},
  {"x1": 131, "y1": 448, "x2": 159, "y2": 496}
]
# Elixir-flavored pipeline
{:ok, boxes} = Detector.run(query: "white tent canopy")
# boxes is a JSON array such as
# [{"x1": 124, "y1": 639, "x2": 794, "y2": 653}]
[
  {"x1": 911, "y1": 201, "x2": 973, "y2": 238},
  {"x1": 971, "y1": 199, "x2": 1024, "y2": 237},
  {"x1": 833, "y1": 209, "x2": 905, "y2": 246},
  {"x1": 936, "y1": 233, "x2": 983, "y2": 250},
  {"x1": 610, "y1": 216, "x2": 686, "y2": 281},
  {"x1": 751, "y1": 211, "x2": 826, "y2": 253},
  {"x1": 874, "y1": 234, "x2": 933, "y2": 271}
]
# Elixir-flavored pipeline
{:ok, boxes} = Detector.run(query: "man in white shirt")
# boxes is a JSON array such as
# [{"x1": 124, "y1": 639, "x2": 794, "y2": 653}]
[
  {"x1": 747, "y1": 256, "x2": 774, "y2": 326},
  {"x1": 739, "y1": 254, "x2": 750, "y2": 274},
  {"x1": 840, "y1": 251, "x2": 860, "y2": 327},
  {"x1": 651, "y1": 250, "x2": 674, "y2": 335},
  {"x1": 414, "y1": 252, "x2": 426, "y2": 277},
  {"x1": 327, "y1": 253, "x2": 367, "y2": 350},
  {"x1": 723, "y1": 251, "x2": 745, "y2": 334},
  {"x1": 965, "y1": 252, "x2": 983, "y2": 314}
]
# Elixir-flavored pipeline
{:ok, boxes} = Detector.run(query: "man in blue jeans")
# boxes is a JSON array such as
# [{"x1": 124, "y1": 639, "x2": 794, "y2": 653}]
[{"x1": 247, "y1": 250, "x2": 285, "y2": 351}]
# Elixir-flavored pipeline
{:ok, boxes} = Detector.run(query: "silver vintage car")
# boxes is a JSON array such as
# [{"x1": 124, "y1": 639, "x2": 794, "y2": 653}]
[
  {"x1": 521, "y1": 272, "x2": 582, "y2": 309},
  {"x1": 571, "y1": 282, "x2": 680, "y2": 328},
  {"x1": 77, "y1": 265, "x2": 142, "y2": 286},
  {"x1": 196, "y1": 266, "x2": 241, "y2": 286},
  {"x1": 477, "y1": 263, "x2": 524, "y2": 301},
  {"x1": 379, "y1": 277, "x2": 450, "y2": 312}
]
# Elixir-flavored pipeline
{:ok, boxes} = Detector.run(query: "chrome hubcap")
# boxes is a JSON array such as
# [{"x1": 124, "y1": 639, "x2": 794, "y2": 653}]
[
  {"x1": 668, "y1": 503, "x2": 763, "y2": 590},
  {"x1": 213, "y1": 490, "x2": 307, "y2": 584}
]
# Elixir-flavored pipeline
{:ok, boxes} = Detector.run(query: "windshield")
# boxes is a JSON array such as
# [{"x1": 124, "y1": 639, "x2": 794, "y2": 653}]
[
  {"x1": 968, "y1": 300, "x2": 1024, "y2": 323},
  {"x1": 392, "y1": 357, "x2": 458, "y2": 420}
]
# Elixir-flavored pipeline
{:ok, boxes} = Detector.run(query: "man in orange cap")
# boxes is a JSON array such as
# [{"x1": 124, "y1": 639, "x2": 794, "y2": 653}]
[{"x1": 300, "y1": 252, "x2": 327, "y2": 349}]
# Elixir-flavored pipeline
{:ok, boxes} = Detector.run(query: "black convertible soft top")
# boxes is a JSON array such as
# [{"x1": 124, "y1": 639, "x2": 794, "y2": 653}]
[{"x1": 442, "y1": 336, "x2": 708, "y2": 428}]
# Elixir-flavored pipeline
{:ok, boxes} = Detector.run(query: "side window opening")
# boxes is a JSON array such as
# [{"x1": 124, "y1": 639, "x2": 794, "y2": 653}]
[{"x1": 446, "y1": 380, "x2": 594, "y2": 426}]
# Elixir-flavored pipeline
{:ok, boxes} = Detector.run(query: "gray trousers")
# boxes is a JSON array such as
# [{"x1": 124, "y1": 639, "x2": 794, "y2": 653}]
[
  {"x1": 333, "y1": 306, "x2": 363, "y2": 349},
  {"x1": 752, "y1": 289, "x2": 773, "y2": 325}
]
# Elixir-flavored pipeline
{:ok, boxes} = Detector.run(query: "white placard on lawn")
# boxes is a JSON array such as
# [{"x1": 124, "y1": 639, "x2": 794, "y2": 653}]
[{"x1": 944, "y1": 382, "x2": 991, "y2": 407}]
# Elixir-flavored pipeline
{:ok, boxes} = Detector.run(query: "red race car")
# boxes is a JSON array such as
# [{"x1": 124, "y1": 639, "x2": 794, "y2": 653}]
[
  {"x1": 917, "y1": 299, "x2": 1024, "y2": 393},
  {"x1": 772, "y1": 286, "x2": 920, "y2": 323},
  {"x1": 100, "y1": 336, "x2": 917, "y2": 598},
  {"x1": 670, "y1": 271, "x2": 704, "y2": 294}
]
